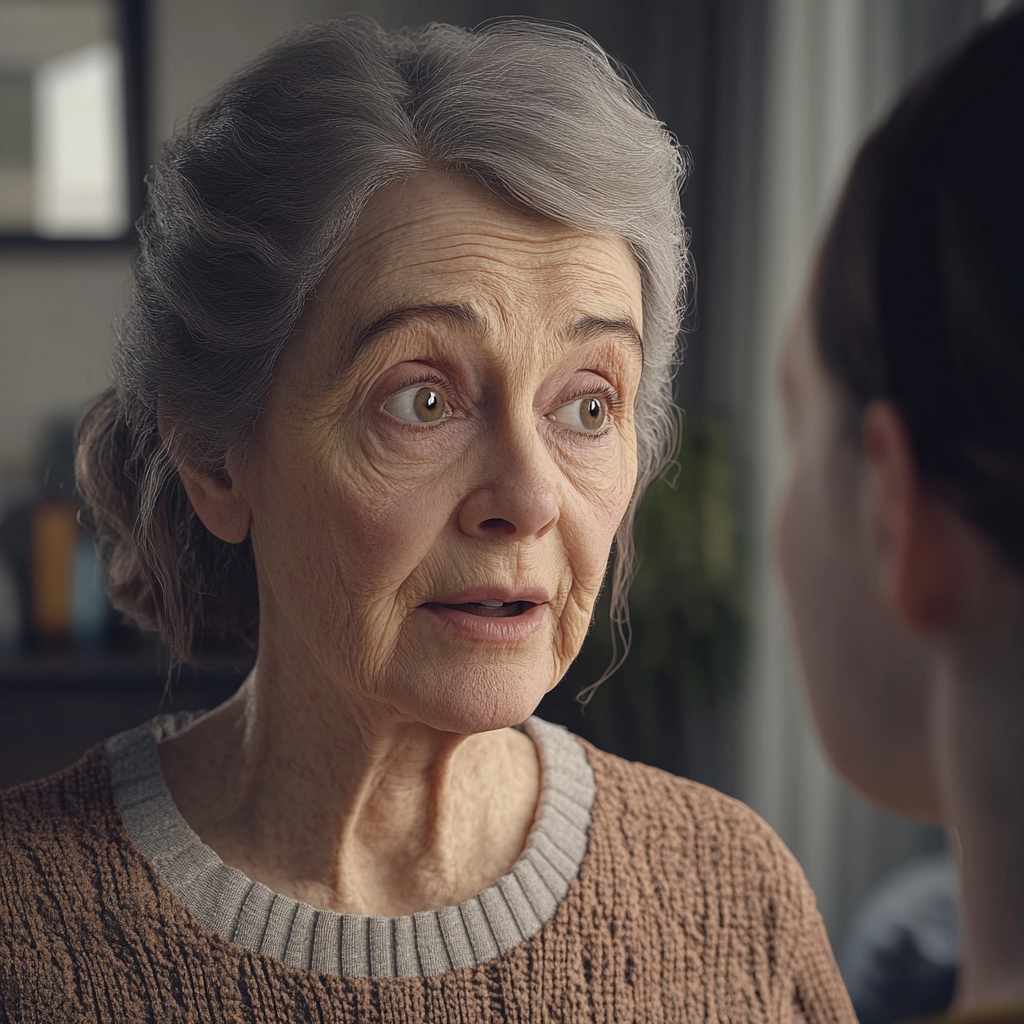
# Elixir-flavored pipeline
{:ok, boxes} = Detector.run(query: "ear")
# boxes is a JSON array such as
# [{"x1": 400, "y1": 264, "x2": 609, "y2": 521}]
[
  {"x1": 157, "y1": 403, "x2": 252, "y2": 545},
  {"x1": 861, "y1": 400, "x2": 964, "y2": 632}
]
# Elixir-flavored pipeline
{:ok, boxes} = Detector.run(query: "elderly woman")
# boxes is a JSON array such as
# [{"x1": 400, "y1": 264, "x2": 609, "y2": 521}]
[
  {"x1": 0, "y1": 17, "x2": 853, "y2": 1023},
  {"x1": 776, "y1": 9, "x2": 1024, "y2": 1024}
]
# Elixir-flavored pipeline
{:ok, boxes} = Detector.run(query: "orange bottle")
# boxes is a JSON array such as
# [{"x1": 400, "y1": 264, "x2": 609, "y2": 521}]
[{"x1": 30, "y1": 496, "x2": 80, "y2": 643}]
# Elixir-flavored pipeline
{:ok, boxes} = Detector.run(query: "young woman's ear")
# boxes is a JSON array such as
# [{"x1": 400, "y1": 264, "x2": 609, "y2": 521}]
[
  {"x1": 157, "y1": 402, "x2": 252, "y2": 545},
  {"x1": 861, "y1": 399, "x2": 966, "y2": 632}
]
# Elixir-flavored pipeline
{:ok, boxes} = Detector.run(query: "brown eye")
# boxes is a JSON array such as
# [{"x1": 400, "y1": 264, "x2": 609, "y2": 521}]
[
  {"x1": 414, "y1": 387, "x2": 445, "y2": 422},
  {"x1": 384, "y1": 385, "x2": 451, "y2": 424},
  {"x1": 580, "y1": 397, "x2": 605, "y2": 430},
  {"x1": 550, "y1": 396, "x2": 608, "y2": 431}
]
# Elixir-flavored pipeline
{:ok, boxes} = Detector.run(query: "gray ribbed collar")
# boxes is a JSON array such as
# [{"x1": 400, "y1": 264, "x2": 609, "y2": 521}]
[{"x1": 106, "y1": 714, "x2": 595, "y2": 978}]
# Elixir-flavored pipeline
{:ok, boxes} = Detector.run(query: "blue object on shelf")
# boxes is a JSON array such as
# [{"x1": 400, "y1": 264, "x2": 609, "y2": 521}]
[
  {"x1": 71, "y1": 536, "x2": 108, "y2": 651},
  {"x1": 0, "y1": 559, "x2": 19, "y2": 650}
]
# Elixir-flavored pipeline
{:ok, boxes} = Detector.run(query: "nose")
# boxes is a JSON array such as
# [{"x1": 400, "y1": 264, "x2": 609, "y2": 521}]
[{"x1": 457, "y1": 419, "x2": 559, "y2": 542}]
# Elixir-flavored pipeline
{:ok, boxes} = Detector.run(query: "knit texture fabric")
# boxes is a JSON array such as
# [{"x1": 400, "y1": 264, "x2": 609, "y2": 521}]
[
  {"x1": 105, "y1": 714, "x2": 595, "y2": 977},
  {"x1": 0, "y1": 722, "x2": 857, "y2": 1024}
]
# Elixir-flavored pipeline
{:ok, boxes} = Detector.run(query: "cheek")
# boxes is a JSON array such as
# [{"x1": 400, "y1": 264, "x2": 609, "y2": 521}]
[
  {"x1": 248, "y1": 418, "x2": 464, "y2": 626},
  {"x1": 775, "y1": 456, "x2": 937, "y2": 815},
  {"x1": 775, "y1": 461, "x2": 850, "y2": 726},
  {"x1": 775, "y1": 467, "x2": 818, "y2": 625},
  {"x1": 567, "y1": 435, "x2": 635, "y2": 570},
  {"x1": 554, "y1": 441, "x2": 637, "y2": 656}
]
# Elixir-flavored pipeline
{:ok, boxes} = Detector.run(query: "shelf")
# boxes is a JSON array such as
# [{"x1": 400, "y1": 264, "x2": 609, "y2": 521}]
[
  {"x1": 0, "y1": 651, "x2": 247, "y2": 692},
  {"x1": 0, "y1": 652, "x2": 246, "y2": 789}
]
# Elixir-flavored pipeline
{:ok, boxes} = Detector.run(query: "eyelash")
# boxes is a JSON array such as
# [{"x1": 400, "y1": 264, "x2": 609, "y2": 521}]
[
  {"x1": 562, "y1": 381, "x2": 621, "y2": 408},
  {"x1": 380, "y1": 372, "x2": 622, "y2": 428},
  {"x1": 555, "y1": 381, "x2": 622, "y2": 426},
  {"x1": 382, "y1": 372, "x2": 457, "y2": 412}
]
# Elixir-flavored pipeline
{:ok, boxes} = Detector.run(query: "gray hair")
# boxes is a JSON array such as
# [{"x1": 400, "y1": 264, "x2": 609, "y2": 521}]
[{"x1": 77, "y1": 15, "x2": 689, "y2": 674}]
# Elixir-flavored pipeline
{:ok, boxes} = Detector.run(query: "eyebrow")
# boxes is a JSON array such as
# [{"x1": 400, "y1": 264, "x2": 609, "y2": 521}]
[
  {"x1": 566, "y1": 314, "x2": 644, "y2": 357},
  {"x1": 337, "y1": 302, "x2": 644, "y2": 371},
  {"x1": 351, "y1": 304, "x2": 482, "y2": 354}
]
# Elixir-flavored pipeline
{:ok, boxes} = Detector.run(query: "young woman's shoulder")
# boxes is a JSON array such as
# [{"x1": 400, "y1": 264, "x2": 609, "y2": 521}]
[{"x1": 912, "y1": 1007, "x2": 1024, "y2": 1024}]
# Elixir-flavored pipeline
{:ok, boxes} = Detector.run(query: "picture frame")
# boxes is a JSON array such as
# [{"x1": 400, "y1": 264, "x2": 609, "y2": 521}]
[{"x1": 0, "y1": 0, "x2": 147, "y2": 248}]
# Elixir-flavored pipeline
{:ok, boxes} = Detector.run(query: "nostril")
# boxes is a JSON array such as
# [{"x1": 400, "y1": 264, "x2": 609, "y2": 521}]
[{"x1": 479, "y1": 517, "x2": 516, "y2": 535}]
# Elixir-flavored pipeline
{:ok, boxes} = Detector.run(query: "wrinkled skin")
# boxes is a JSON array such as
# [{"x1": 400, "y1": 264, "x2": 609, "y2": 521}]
[
  {"x1": 244, "y1": 171, "x2": 642, "y2": 738},
  {"x1": 160, "y1": 171, "x2": 645, "y2": 916}
]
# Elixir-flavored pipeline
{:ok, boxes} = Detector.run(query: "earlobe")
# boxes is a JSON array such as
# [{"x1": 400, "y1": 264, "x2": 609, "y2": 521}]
[
  {"x1": 862, "y1": 400, "x2": 963, "y2": 632},
  {"x1": 158, "y1": 403, "x2": 252, "y2": 545}
]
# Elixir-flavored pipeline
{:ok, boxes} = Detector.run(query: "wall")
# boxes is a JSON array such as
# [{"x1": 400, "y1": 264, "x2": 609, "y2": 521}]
[
  {"x1": 0, "y1": 0, "x2": 374, "y2": 478},
  {"x1": 0, "y1": 250, "x2": 127, "y2": 474}
]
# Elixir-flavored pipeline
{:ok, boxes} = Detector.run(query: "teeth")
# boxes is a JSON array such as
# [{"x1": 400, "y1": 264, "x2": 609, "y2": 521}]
[{"x1": 477, "y1": 600, "x2": 505, "y2": 608}]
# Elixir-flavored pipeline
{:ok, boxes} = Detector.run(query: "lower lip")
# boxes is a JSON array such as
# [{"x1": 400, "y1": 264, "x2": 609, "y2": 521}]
[{"x1": 420, "y1": 602, "x2": 548, "y2": 642}]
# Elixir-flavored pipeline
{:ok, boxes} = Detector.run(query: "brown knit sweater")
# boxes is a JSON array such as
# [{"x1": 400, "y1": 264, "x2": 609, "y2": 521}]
[{"x1": 0, "y1": 719, "x2": 856, "y2": 1024}]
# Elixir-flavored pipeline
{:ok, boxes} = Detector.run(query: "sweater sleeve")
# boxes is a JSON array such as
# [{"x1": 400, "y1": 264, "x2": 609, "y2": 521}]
[{"x1": 787, "y1": 872, "x2": 858, "y2": 1024}]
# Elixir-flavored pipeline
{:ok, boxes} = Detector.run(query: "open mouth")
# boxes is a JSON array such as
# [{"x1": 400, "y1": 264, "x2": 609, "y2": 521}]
[{"x1": 437, "y1": 600, "x2": 536, "y2": 618}]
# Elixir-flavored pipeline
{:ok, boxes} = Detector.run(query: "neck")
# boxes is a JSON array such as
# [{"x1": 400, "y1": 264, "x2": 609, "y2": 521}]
[
  {"x1": 159, "y1": 656, "x2": 541, "y2": 917},
  {"x1": 933, "y1": 638, "x2": 1024, "y2": 1011}
]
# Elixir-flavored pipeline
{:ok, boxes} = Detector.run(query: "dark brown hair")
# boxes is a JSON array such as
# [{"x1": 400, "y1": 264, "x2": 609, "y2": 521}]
[{"x1": 813, "y1": 7, "x2": 1024, "y2": 574}]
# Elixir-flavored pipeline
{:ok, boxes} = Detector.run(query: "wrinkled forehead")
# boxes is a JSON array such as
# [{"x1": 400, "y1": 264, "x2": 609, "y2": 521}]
[{"x1": 294, "y1": 171, "x2": 644, "y2": 375}]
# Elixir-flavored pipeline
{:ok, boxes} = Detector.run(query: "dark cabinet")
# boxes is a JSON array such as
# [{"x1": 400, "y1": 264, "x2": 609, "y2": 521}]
[{"x1": 0, "y1": 656, "x2": 241, "y2": 789}]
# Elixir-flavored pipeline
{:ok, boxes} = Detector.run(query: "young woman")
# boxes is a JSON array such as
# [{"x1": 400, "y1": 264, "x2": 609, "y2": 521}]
[{"x1": 777, "y1": 9, "x2": 1024, "y2": 1023}]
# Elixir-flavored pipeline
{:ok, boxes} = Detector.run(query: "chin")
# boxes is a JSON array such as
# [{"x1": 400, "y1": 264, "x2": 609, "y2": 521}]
[
  {"x1": 819, "y1": 720, "x2": 946, "y2": 824},
  {"x1": 840, "y1": 772, "x2": 946, "y2": 825},
  {"x1": 401, "y1": 662, "x2": 555, "y2": 736}
]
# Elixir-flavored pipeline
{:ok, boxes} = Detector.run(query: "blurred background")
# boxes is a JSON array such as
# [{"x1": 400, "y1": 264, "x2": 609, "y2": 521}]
[{"x1": 0, "y1": 0, "x2": 1013, "y2": 1016}]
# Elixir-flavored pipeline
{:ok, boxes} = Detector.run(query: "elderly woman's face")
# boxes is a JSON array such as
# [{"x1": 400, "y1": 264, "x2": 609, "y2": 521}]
[{"x1": 237, "y1": 172, "x2": 643, "y2": 733}]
